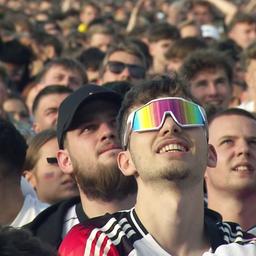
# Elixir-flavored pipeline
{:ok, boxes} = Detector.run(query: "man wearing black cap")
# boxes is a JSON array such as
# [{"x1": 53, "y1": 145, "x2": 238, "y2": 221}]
[{"x1": 25, "y1": 84, "x2": 137, "y2": 248}]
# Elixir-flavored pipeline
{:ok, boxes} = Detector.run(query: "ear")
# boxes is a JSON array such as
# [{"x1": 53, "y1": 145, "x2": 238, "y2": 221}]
[
  {"x1": 149, "y1": 43, "x2": 156, "y2": 56},
  {"x1": 207, "y1": 144, "x2": 217, "y2": 168},
  {"x1": 117, "y1": 150, "x2": 136, "y2": 176},
  {"x1": 23, "y1": 170, "x2": 37, "y2": 189},
  {"x1": 57, "y1": 149, "x2": 74, "y2": 174}
]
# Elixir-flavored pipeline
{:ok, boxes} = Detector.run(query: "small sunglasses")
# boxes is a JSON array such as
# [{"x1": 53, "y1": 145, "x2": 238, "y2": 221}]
[
  {"x1": 123, "y1": 97, "x2": 207, "y2": 148},
  {"x1": 107, "y1": 61, "x2": 145, "y2": 79},
  {"x1": 46, "y1": 157, "x2": 58, "y2": 164}
]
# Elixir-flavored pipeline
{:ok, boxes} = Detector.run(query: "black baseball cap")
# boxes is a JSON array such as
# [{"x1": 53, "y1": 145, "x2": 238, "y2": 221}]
[{"x1": 57, "y1": 84, "x2": 122, "y2": 149}]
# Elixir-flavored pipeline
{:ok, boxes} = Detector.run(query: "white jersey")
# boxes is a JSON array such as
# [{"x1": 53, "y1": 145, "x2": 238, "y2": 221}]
[{"x1": 59, "y1": 208, "x2": 256, "y2": 256}]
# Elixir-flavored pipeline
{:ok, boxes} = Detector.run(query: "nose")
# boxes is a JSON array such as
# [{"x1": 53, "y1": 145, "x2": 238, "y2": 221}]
[
  {"x1": 208, "y1": 83, "x2": 218, "y2": 95},
  {"x1": 98, "y1": 122, "x2": 116, "y2": 141},
  {"x1": 236, "y1": 139, "x2": 250, "y2": 157},
  {"x1": 120, "y1": 67, "x2": 130, "y2": 80},
  {"x1": 159, "y1": 115, "x2": 182, "y2": 137}
]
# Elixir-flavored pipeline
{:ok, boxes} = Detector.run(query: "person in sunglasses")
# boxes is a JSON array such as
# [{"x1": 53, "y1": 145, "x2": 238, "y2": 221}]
[
  {"x1": 59, "y1": 75, "x2": 256, "y2": 256},
  {"x1": 99, "y1": 40, "x2": 147, "y2": 84}
]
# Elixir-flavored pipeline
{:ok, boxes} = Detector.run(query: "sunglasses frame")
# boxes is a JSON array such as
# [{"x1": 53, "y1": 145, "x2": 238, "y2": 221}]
[
  {"x1": 123, "y1": 97, "x2": 207, "y2": 148},
  {"x1": 107, "y1": 61, "x2": 145, "y2": 79}
]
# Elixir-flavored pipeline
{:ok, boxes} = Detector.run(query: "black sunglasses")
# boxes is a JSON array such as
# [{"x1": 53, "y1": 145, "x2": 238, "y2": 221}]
[
  {"x1": 107, "y1": 61, "x2": 145, "y2": 79},
  {"x1": 46, "y1": 157, "x2": 58, "y2": 164}
]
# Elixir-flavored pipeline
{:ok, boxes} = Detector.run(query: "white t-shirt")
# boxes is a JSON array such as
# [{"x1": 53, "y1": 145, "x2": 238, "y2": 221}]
[{"x1": 10, "y1": 178, "x2": 49, "y2": 227}]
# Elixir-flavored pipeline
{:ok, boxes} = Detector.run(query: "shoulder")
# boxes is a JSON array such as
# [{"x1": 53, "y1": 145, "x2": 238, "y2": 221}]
[{"x1": 59, "y1": 211, "x2": 133, "y2": 256}]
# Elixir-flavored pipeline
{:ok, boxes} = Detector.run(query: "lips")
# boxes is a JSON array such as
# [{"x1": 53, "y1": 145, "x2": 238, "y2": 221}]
[{"x1": 98, "y1": 144, "x2": 121, "y2": 155}]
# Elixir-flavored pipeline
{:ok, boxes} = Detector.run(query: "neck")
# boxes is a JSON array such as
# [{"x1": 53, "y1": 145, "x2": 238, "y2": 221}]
[
  {"x1": 207, "y1": 187, "x2": 256, "y2": 231},
  {"x1": 0, "y1": 178, "x2": 24, "y2": 225},
  {"x1": 80, "y1": 192, "x2": 136, "y2": 218},
  {"x1": 135, "y1": 180, "x2": 209, "y2": 256}
]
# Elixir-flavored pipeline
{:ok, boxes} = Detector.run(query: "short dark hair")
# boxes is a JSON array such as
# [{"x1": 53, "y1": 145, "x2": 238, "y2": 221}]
[
  {"x1": 146, "y1": 22, "x2": 180, "y2": 43},
  {"x1": 227, "y1": 13, "x2": 256, "y2": 33},
  {"x1": 36, "y1": 57, "x2": 88, "y2": 84},
  {"x1": 0, "y1": 226, "x2": 56, "y2": 256},
  {"x1": 179, "y1": 49, "x2": 233, "y2": 85},
  {"x1": 78, "y1": 47, "x2": 105, "y2": 71},
  {"x1": 0, "y1": 118, "x2": 27, "y2": 175},
  {"x1": 165, "y1": 37, "x2": 208, "y2": 60},
  {"x1": 241, "y1": 41, "x2": 256, "y2": 70},
  {"x1": 208, "y1": 108, "x2": 256, "y2": 126},
  {"x1": 117, "y1": 74, "x2": 195, "y2": 148},
  {"x1": 32, "y1": 85, "x2": 73, "y2": 115}
]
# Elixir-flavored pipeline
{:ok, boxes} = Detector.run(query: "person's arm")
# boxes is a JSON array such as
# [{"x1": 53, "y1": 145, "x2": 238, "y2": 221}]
[
  {"x1": 243, "y1": 0, "x2": 256, "y2": 13},
  {"x1": 205, "y1": 0, "x2": 237, "y2": 24},
  {"x1": 126, "y1": 0, "x2": 146, "y2": 33}
]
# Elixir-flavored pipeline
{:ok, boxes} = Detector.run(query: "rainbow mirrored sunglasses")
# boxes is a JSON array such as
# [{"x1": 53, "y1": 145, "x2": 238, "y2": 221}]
[{"x1": 123, "y1": 97, "x2": 207, "y2": 148}]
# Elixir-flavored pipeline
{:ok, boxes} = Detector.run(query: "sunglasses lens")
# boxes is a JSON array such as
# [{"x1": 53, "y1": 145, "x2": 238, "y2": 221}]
[
  {"x1": 108, "y1": 61, "x2": 125, "y2": 74},
  {"x1": 129, "y1": 65, "x2": 145, "y2": 79},
  {"x1": 107, "y1": 61, "x2": 145, "y2": 79},
  {"x1": 132, "y1": 98, "x2": 205, "y2": 131}
]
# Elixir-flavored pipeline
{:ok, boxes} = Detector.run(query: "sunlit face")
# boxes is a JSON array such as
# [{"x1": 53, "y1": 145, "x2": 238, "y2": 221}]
[
  {"x1": 33, "y1": 93, "x2": 69, "y2": 133},
  {"x1": 229, "y1": 22, "x2": 256, "y2": 49},
  {"x1": 189, "y1": 68, "x2": 232, "y2": 109},
  {"x1": 89, "y1": 33, "x2": 113, "y2": 52},
  {"x1": 206, "y1": 115, "x2": 256, "y2": 195},
  {"x1": 150, "y1": 39, "x2": 174, "y2": 64},
  {"x1": 32, "y1": 138, "x2": 78, "y2": 204},
  {"x1": 41, "y1": 65, "x2": 84, "y2": 90},
  {"x1": 80, "y1": 5, "x2": 99, "y2": 25},
  {"x1": 64, "y1": 100, "x2": 134, "y2": 200},
  {"x1": 102, "y1": 51, "x2": 144, "y2": 83},
  {"x1": 245, "y1": 59, "x2": 256, "y2": 101},
  {"x1": 119, "y1": 100, "x2": 214, "y2": 188}
]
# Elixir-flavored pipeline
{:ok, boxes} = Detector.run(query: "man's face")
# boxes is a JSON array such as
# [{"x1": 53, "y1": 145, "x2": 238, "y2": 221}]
[
  {"x1": 32, "y1": 138, "x2": 78, "y2": 204},
  {"x1": 119, "y1": 98, "x2": 215, "y2": 187},
  {"x1": 245, "y1": 59, "x2": 256, "y2": 101},
  {"x1": 188, "y1": 4, "x2": 213, "y2": 25},
  {"x1": 89, "y1": 33, "x2": 113, "y2": 53},
  {"x1": 101, "y1": 51, "x2": 145, "y2": 83},
  {"x1": 80, "y1": 5, "x2": 99, "y2": 25},
  {"x1": 205, "y1": 115, "x2": 256, "y2": 195},
  {"x1": 64, "y1": 100, "x2": 134, "y2": 200},
  {"x1": 229, "y1": 22, "x2": 256, "y2": 49},
  {"x1": 189, "y1": 68, "x2": 232, "y2": 109},
  {"x1": 41, "y1": 65, "x2": 84, "y2": 90},
  {"x1": 33, "y1": 93, "x2": 69, "y2": 133},
  {"x1": 150, "y1": 39, "x2": 173, "y2": 64}
]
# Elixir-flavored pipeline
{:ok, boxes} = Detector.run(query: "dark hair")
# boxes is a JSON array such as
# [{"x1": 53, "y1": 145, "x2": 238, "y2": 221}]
[
  {"x1": 0, "y1": 226, "x2": 56, "y2": 256},
  {"x1": 179, "y1": 49, "x2": 234, "y2": 85},
  {"x1": 35, "y1": 57, "x2": 88, "y2": 84},
  {"x1": 117, "y1": 74, "x2": 194, "y2": 148},
  {"x1": 0, "y1": 118, "x2": 27, "y2": 175},
  {"x1": 208, "y1": 108, "x2": 256, "y2": 126},
  {"x1": 146, "y1": 22, "x2": 180, "y2": 43},
  {"x1": 32, "y1": 85, "x2": 73, "y2": 115},
  {"x1": 227, "y1": 13, "x2": 256, "y2": 33},
  {"x1": 165, "y1": 37, "x2": 208, "y2": 60},
  {"x1": 78, "y1": 47, "x2": 105, "y2": 71}
]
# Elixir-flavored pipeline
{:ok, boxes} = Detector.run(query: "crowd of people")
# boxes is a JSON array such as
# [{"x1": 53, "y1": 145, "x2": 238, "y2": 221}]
[{"x1": 0, "y1": 0, "x2": 256, "y2": 255}]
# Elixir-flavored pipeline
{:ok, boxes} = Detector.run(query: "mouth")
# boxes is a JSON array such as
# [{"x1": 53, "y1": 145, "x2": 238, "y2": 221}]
[
  {"x1": 99, "y1": 144, "x2": 122, "y2": 155},
  {"x1": 232, "y1": 164, "x2": 254, "y2": 173},
  {"x1": 157, "y1": 139, "x2": 189, "y2": 154}
]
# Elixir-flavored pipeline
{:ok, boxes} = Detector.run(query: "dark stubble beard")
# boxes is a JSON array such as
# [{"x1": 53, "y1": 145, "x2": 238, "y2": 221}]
[{"x1": 72, "y1": 158, "x2": 137, "y2": 202}]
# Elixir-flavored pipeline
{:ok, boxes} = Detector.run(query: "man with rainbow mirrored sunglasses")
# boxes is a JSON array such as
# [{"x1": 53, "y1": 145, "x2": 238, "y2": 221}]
[{"x1": 59, "y1": 75, "x2": 256, "y2": 256}]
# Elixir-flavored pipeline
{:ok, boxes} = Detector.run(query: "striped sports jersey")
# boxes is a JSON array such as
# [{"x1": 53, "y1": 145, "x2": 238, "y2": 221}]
[{"x1": 59, "y1": 208, "x2": 256, "y2": 256}]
